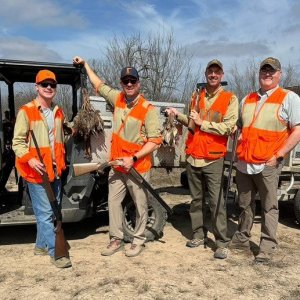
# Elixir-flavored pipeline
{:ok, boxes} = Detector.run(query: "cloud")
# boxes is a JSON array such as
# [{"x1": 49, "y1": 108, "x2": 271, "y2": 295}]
[
  {"x1": 0, "y1": 37, "x2": 62, "y2": 61},
  {"x1": 0, "y1": 0, "x2": 87, "y2": 29},
  {"x1": 185, "y1": 40, "x2": 270, "y2": 58}
]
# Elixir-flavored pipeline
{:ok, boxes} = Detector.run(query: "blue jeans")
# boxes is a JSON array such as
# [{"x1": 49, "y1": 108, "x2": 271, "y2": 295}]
[{"x1": 27, "y1": 179, "x2": 62, "y2": 257}]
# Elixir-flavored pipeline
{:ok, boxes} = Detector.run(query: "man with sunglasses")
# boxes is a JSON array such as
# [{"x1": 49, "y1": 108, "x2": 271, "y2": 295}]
[
  {"x1": 230, "y1": 57, "x2": 300, "y2": 264},
  {"x1": 73, "y1": 56, "x2": 162, "y2": 257},
  {"x1": 165, "y1": 59, "x2": 238, "y2": 259},
  {"x1": 12, "y1": 70, "x2": 71, "y2": 268}
]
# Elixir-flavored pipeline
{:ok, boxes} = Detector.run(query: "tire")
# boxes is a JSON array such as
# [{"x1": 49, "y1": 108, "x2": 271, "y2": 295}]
[
  {"x1": 294, "y1": 189, "x2": 300, "y2": 223},
  {"x1": 122, "y1": 193, "x2": 168, "y2": 242},
  {"x1": 180, "y1": 170, "x2": 189, "y2": 189}
]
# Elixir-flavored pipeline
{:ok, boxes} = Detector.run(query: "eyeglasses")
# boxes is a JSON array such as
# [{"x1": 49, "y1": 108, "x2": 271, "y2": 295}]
[
  {"x1": 121, "y1": 78, "x2": 138, "y2": 85},
  {"x1": 40, "y1": 82, "x2": 57, "y2": 88},
  {"x1": 206, "y1": 69, "x2": 223, "y2": 75},
  {"x1": 260, "y1": 68, "x2": 277, "y2": 75}
]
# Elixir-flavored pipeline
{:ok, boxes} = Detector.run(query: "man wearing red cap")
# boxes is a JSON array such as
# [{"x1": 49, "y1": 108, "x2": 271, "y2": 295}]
[
  {"x1": 230, "y1": 57, "x2": 300, "y2": 263},
  {"x1": 73, "y1": 56, "x2": 162, "y2": 257},
  {"x1": 12, "y1": 70, "x2": 71, "y2": 268}
]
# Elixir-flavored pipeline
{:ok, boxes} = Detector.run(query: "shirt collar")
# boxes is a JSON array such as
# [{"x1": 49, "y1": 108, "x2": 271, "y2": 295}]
[
  {"x1": 205, "y1": 86, "x2": 224, "y2": 98},
  {"x1": 257, "y1": 85, "x2": 279, "y2": 98}
]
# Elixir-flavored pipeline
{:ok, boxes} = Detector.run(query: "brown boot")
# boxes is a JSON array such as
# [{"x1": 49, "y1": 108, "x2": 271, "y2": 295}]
[{"x1": 101, "y1": 239, "x2": 124, "y2": 256}]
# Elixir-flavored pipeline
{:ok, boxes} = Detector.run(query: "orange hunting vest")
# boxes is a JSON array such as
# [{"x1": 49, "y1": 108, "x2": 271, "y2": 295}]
[
  {"x1": 15, "y1": 100, "x2": 66, "y2": 183},
  {"x1": 185, "y1": 89, "x2": 233, "y2": 160},
  {"x1": 236, "y1": 87, "x2": 289, "y2": 163},
  {"x1": 110, "y1": 93, "x2": 153, "y2": 173}
]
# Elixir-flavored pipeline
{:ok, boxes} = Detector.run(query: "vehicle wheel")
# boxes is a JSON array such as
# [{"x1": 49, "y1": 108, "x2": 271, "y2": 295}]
[
  {"x1": 294, "y1": 189, "x2": 300, "y2": 223},
  {"x1": 122, "y1": 193, "x2": 168, "y2": 242},
  {"x1": 180, "y1": 170, "x2": 189, "y2": 189}
]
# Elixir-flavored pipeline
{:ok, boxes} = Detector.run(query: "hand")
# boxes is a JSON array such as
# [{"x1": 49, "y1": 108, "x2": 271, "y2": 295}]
[
  {"x1": 265, "y1": 155, "x2": 277, "y2": 167},
  {"x1": 73, "y1": 56, "x2": 85, "y2": 66},
  {"x1": 28, "y1": 158, "x2": 46, "y2": 175},
  {"x1": 189, "y1": 109, "x2": 202, "y2": 126},
  {"x1": 165, "y1": 107, "x2": 178, "y2": 117},
  {"x1": 120, "y1": 156, "x2": 135, "y2": 172}
]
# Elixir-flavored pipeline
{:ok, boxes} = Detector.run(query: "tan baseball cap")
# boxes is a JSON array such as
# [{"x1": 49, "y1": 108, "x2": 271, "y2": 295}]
[
  {"x1": 260, "y1": 57, "x2": 281, "y2": 71},
  {"x1": 206, "y1": 59, "x2": 223, "y2": 71}
]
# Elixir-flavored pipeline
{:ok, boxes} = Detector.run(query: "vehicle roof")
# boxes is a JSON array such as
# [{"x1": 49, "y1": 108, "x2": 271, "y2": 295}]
[{"x1": 0, "y1": 58, "x2": 82, "y2": 86}]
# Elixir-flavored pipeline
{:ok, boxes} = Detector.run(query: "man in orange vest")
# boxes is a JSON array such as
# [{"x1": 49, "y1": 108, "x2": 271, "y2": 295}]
[
  {"x1": 166, "y1": 59, "x2": 238, "y2": 259},
  {"x1": 12, "y1": 70, "x2": 71, "y2": 268},
  {"x1": 230, "y1": 57, "x2": 300, "y2": 263},
  {"x1": 73, "y1": 56, "x2": 162, "y2": 257}
]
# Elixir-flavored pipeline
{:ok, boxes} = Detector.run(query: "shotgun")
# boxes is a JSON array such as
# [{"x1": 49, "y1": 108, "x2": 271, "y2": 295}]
[
  {"x1": 73, "y1": 161, "x2": 172, "y2": 216},
  {"x1": 187, "y1": 88, "x2": 200, "y2": 134},
  {"x1": 188, "y1": 81, "x2": 228, "y2": 134},
  {"x1": 30, "y1": 130, "x2": 70, "y2": 259},
  {"x1": 224, "y1": 128, "x2": 239, "y2": 207}
]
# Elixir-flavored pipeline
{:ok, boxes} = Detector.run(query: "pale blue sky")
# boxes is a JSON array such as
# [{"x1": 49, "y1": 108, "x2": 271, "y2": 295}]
[{"x1": 0, "y1": 0, "x2": 299, "y2": 73}]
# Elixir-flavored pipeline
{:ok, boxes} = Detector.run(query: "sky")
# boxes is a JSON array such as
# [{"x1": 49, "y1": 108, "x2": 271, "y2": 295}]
[{"x1": 0, "y1": 0, "x2": 300, "y2": 74}]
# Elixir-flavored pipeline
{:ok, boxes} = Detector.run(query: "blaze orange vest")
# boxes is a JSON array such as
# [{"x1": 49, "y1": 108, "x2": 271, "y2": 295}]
[
  {"x1": 185, "y1": 89, "x2": 233, "y2": 160},
  {"x1": 15, "y1": 100, "x2": 66, "y2": 183},
  {"x1": 236, "y1": 87, "x2": 289, "y2": 163},
  {"x1": 110, "y1": 93, "x2": 153, "y2": 173}
]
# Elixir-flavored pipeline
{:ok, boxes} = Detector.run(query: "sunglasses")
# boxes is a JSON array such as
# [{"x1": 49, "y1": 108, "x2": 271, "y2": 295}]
[
  {"x1": 121, "y1": 78, "x2": 138, "y2": 85},
  {"x1": 40, "y1": 82, "x2": 57, "y2": 88}
]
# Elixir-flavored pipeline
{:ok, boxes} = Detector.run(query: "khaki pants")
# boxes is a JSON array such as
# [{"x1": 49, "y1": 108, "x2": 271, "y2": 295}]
[
  {"x1": 108, "y1": 168, "x2": 149, "y2": 245},
  {"x1": 233, "y1": 165, "x2": 282, "y2": 251},
  {"x1": 186, "y1": 159, "x2": 230, "y2": 248}
]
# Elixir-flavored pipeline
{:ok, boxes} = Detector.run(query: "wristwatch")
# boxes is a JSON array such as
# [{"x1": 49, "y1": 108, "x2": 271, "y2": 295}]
[
  {"x1": 275, "y1": 154, "x2": 284, "y2": 163},
  {"x1": 132, "y1": 155, "x2": 138, "y2": 163}
]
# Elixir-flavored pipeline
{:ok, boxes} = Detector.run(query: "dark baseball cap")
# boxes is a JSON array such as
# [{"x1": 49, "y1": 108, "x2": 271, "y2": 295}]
[
  {"x1": 260, "y1": 57, "x2": 281, "y2": 71},
  {"x1": 206, "y1": 59, "x2": 223, "y2": 71},
  {"x1": 120, "y1": 67, "x2": 139, "y2": 80}
]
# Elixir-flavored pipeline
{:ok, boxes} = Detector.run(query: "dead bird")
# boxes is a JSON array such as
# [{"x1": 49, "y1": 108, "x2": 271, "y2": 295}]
[
  {"x1": 162, "y1": 111, "x2": 178, "y2": 147},
  {"x1": 73, "y1": 88, "x2": 104, "y2": 158}
]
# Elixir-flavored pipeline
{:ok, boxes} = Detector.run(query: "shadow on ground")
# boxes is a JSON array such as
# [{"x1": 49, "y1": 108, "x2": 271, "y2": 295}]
[{"x1": 0, "y1": 212, "x2": 109, "y2": 246}]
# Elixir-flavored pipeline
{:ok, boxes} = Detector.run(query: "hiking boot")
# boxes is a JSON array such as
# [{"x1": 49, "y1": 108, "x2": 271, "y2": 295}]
[
  {"x1": 101, "y1": 239, "x2": 124, "y2": 256},
  {"x1": 34, "y1": 247, "x2": 48, "y2": 256},
  {"x1": 186, "y1": 238, "x2": 205, "y2": 248},
  {"x1": 51, "y1": 257, "x2": 72, "y2": 268},
  {"x1": 254, "y1": 251, "x2": 273, "y2": 264},
  {"x1": 125, "y1": 244, "x2": 144, "y2": 257},
  {"x1": 229, "y1": 238, "x2": 250, "y2": 250},
  {"x1": 214, "y1": 247, "x2": 229, "y2": 259}
]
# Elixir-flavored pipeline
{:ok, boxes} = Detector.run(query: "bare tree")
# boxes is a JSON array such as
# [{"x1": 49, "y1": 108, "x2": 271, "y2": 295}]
[
  {"x1": 281, "y1": 63, "x2": 299, "y2": 88},
  {"x1": 227, "y1": 59, "x2": 259, "y2": 101},
  {"x1": 56, "y1": 85, "x2": 73, "y2": 120},
  {"x1": 88, "y1": 31, "x2": 198, "y2": 104}
]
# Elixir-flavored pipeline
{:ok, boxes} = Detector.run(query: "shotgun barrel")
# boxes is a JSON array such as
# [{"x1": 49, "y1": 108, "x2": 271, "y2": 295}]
[{"x1": 224, "y1": 129, "x2": 239, "y2": 207}]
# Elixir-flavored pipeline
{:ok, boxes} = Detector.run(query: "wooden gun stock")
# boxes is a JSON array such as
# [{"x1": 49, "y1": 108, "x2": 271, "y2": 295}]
[
  {"x1": 73, "y1": 160, "x2": 123, "y2": 177},
  {"x1": 187, "y1": 92, "x2": 200, "y2": 134},
  {"x1": 30, "y1": 130, "x2": 70, "y2": 259}
]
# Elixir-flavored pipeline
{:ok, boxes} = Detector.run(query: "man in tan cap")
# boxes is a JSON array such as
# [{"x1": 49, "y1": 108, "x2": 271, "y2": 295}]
[
  {"x1": 230, "y1": 57, "x2": 300, "y2": 263},
  {"x1": 12, "y1": 69, "x2": 72, "y2": 268},
  {"x1": 166, "y1": 59, "x2": 238, "y2": 259}
]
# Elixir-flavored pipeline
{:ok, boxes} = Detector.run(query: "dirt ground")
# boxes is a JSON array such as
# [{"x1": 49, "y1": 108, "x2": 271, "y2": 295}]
[{"x1": 1, "y1": 168, "x2": 300, "y2": 300}]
